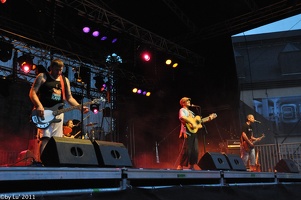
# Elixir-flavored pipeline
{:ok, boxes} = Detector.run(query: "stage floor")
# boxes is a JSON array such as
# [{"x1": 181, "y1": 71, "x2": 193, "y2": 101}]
[{"x1": 1, "y1": 166, "x2": 301, "y2": 199}]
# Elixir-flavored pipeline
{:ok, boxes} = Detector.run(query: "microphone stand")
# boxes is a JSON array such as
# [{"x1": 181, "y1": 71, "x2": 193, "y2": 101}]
[
  {"x1": 155, "y1": 141, "x2": 160, "y2": 163},
  {"x1": 195, "y1": 106, "x2": 208, "y2": 153},
  {"x1": 80, "y1": 81, "x2": 85, "y2": 139}
]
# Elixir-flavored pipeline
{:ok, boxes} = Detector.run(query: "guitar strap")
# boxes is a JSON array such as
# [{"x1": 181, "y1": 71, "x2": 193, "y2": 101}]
[{"x1": 59, "y1": 75, "x2": 67, "y2": 100}]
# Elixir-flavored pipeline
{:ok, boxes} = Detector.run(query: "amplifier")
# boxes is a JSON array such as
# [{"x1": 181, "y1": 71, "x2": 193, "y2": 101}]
[{"x1": 227, "y1": 140, "x2": 240, "y2": 148}]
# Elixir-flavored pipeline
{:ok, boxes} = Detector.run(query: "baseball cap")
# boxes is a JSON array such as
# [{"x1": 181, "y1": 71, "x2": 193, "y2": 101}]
[{"x1": 179, "y1": 97, "x2": 191, "y2": 106}]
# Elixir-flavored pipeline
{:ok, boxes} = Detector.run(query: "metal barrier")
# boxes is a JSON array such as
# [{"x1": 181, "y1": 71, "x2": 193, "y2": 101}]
[{"x1": 256, "y1": 142, "x2": 301, "y2": 172}]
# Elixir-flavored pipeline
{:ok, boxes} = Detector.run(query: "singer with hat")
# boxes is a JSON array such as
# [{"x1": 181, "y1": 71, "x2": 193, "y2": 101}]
[{"x1": 176, "y1": 97, "x2": 215, "y2": 170}]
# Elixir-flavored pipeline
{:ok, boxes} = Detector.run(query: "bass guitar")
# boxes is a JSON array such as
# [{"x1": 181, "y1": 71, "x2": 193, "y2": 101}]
[
  {"x1": 31, "y1": 98, "x2": 105, "y2": 129},
  {"x1": 186, "y1": 113, "x2": 217, "y2": 133},
  {"x1": 242, "y1": 133, "x2": 265, "y2": 152}
]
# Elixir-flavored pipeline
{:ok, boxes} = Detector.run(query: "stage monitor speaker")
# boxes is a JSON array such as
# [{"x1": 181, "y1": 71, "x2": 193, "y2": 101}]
[
  {"x1": 41, "y1": 137, "x2": 99, "y2": 167},
  {"x1": 198, "y1": 152, "x2": 231, "y2": 170},
  {"x1": 93, "y1": 140, "x2": 133, "y2": 167},
  {"x1": 275, "y1": 159, "x2": 299, "y2": 173},
  {"x1": 223, "y1": 153, "x2": 246, "y2": 171}
]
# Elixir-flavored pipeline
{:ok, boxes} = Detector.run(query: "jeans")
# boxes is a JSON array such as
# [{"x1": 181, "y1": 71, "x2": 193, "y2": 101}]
[{"x1": 240, "y1": 146, "x2": 255, "y2": 167}]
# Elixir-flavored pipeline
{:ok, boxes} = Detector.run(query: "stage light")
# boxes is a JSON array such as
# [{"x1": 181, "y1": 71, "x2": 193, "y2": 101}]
[
  {"x1": 106, "y1": 53, "x2": 122, "y2": 64},
  {"x1": 141, "y1": 51, "x2": 151, "y2": 62},
  {"x1": 17, "y1": 54, "x2": 36, "y2": 73},
  {"x1": 165, "y1": 58, "x2": 179, "y2": 68},
  {"x1": 90, "y1": 104, "x2": 100, "y2": 114},
  {"x1": 132, "y1": 87, "x2": 151, "y2": 96},
  {"x1": 103, "y1": 107, "x2": 111, "y2": 117},
  {"x1": 132, "y1": 88, "x2": 138, "y2": 93},
  {"x1": 0, "y1": 41, "x2": 13, "y2": 62},
  {"x1": 93, "y1": 75, "x2": 105, "y2": 91},
  {"x1": 165, "y1": 59, "x2": 172, "y2": 65},
  {"x1": 92, "y1": 30, "x2": 100, "y2": 37},
  {"x1": 111, "y1": 38, "x2": 118, "y2": 43},
  {"x1": 172, "y1": 62, "x2": 178, "y2": 68},
  {"x1": 101, "y1": 36, "x2": 107, "y2": 41},
  {"x1": 1, "y1": 0, "x2": 6, "y2": 4},
  {"x1": 82, "y1": 27, "x2": 90, "y2": 33}
]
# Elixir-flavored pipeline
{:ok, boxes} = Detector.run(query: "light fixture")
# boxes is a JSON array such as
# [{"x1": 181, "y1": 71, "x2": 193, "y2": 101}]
[
  {"x1": 141, "y1": 51, "x2": 151, "y2": 62},
  {"x1": 0, "y1": 41, "x2": 13, "y2": 62},
  {"x1": 93, "y1": 75, "x2": 105, "y2": 91},
  {"x1": 132, "y1": 87, "x2": 151, "y2": 96},
  {"x1": 92, "y1": 30, "x2": 100, "y2": 37},
  {"x1": 165, "y1": 58, "x2": 179, "y2": 68},
  {"x1": 106, "y1": 53, "x2": 122, "y2": 64},
  {"x1": 82, "y1": 27, "x2": 90, "y2": 33},
  {"x1": 17, "y1": 54, "x2": 36, "y2": 73},
  {"x1": 90, "y1": 104, "x2": 100, "y2": 114}
]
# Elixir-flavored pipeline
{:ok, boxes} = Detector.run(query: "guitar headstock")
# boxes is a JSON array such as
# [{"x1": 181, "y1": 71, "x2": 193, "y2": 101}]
[
  {"x1": 210, "y1": 113, "x2": 217, "y2": 119},
  {"x1": 92, "y1": 97, "x2": 106, "y2": 104}
]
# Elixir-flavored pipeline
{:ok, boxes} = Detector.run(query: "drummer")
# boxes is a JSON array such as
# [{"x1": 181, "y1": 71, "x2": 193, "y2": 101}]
[{"x1": 63, "y1": 120, "x2": 75, "y2": 138}]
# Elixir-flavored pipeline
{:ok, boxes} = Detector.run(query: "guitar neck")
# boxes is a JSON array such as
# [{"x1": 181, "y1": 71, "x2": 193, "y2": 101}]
[
  {"x1": 201, "y1": 116, "x2": 210, "y2": 123},
  {"x1": 54, "y1": 101, "x2": 93, "y2": 115}
]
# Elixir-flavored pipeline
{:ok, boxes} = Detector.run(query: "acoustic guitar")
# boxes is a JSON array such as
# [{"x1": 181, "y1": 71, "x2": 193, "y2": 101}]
[
  {"x1": 186, "y1": 113, "x2": 217, "y2": 133},
  {"x1": 242, "y1": 133, "x2": 265, "y2": 152}
]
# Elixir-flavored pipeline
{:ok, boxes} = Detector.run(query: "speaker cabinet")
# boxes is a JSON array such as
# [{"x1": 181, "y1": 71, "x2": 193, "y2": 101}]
[
  {"x1": 41, "y1": 137, "x2": 99, "y2": 167},
  {"x1": 224, "y1": 154, "x2": 246, "y2": 171},
  {"x1": 275, "y1": 159, "x2": 299, "y2": 173},
  {"x1": 198, "y1": 152, "x2": 231, "y2": 170},
  {"x1": 93, "y1": 140, "x2": 133, "y2": 167}
]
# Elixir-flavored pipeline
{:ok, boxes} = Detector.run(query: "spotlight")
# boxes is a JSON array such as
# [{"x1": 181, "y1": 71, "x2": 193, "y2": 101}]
[
  {"x1": 165, "y1": 59, "x2": 172, "y2": 65},
  {"x1": 111, "y1": 38, "x2": 118, "y2": 43},
  {"x1": 92, "y1": 30, "x2": 100, "y2": 37},
  {"x1": 101, "y1": 36, "x2": 107, "y2": 41},
  {"x1": 93, "y1": 75, "x2": 104, "y2": 91},
  {"x1": 106, "y1": 53, "x2": 122, "y2": 64},
  {"x1": 17, "y1": 54, "x2": 36, "y2": 73},
  {"x1": 90, "y1": 104, "x2": 100, "y2": 114},
  {"x1": 132, "y1": 87, "x2": 151, "y2": 96},
  {"x1": 165, "y1": 58, "x2": 179, "y2": 68},
  {"x1": 141, "y1": 51, "x2": 151, "y2": 62},
  {"x1": 82, "y1": 27, "x2": 90, "y2": 33},
  {"x1": 0, "y1": 41, "x2": 13, "y2": 62}
]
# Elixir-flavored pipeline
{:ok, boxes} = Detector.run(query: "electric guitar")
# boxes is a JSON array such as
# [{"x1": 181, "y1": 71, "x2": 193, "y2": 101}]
[
  {"x1": 31, "y1": 98, "x2": 105, "y2": 129},
  {"x1": 242, "y1": 133, "x2": 265, "y2": 152},
  {"x1": 186, "y1": 113, "x2": 217, "y2": 133}
]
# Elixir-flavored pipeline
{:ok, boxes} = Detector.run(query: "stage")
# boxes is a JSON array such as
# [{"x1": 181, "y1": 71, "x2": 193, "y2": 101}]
[{"x1": 1, "y1": 166, "x2": 301, "y2": 199}]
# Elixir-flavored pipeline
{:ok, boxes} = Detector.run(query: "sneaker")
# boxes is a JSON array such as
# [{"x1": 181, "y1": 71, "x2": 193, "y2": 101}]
[{"x1": 176, "y1": 165, "x2": 183, "y2": 170}]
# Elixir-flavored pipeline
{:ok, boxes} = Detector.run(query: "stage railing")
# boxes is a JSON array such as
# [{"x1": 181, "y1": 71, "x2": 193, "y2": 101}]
[{"x1": 256, "y1": 142, "x2": 301, "y2": 172}]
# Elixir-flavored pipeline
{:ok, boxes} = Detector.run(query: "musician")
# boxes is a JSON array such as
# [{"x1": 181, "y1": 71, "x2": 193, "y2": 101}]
[
  {"x1": 29, "y1": 59, "x2": 89, "y2": 158},
  {"x1": 176, "y1": 97, "x2": 199, "y2": 170},
  {"x1": 240, "y1": 114, "x2": 263, "y2": 171},
  {"x1": 63, "y1": 120, "x2": 77, "y2": 138}
]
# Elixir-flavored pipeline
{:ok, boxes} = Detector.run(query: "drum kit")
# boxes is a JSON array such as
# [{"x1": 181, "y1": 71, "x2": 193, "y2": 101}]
[
  {"x1": 84, "y1": 122, "x2": 99, "y2": 140},
  {"x1": 63, "y1": 121, "x2": 101, "y2": 140}
]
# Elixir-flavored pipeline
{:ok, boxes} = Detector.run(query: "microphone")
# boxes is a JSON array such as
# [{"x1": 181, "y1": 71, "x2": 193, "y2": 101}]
[
  {"x1": 190, "y1": 104, "x2": 200, "y2": 107},
  {"x1": 254, "y1": 120, "x2": 261, "y2": 123}
]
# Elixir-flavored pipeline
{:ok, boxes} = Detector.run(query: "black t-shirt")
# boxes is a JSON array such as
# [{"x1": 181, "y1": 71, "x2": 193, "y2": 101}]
[
  {"x1": 241, "y1": 123, "x2": 253, "y2": 142},
  {"x1": 38, "y1": 73, "x2": 64, "y2": 107}
]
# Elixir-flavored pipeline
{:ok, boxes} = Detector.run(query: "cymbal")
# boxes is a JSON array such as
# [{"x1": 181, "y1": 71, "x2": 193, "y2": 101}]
[{"x1": 86, "y1": 123, "x2": 97, "y2": 127}]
